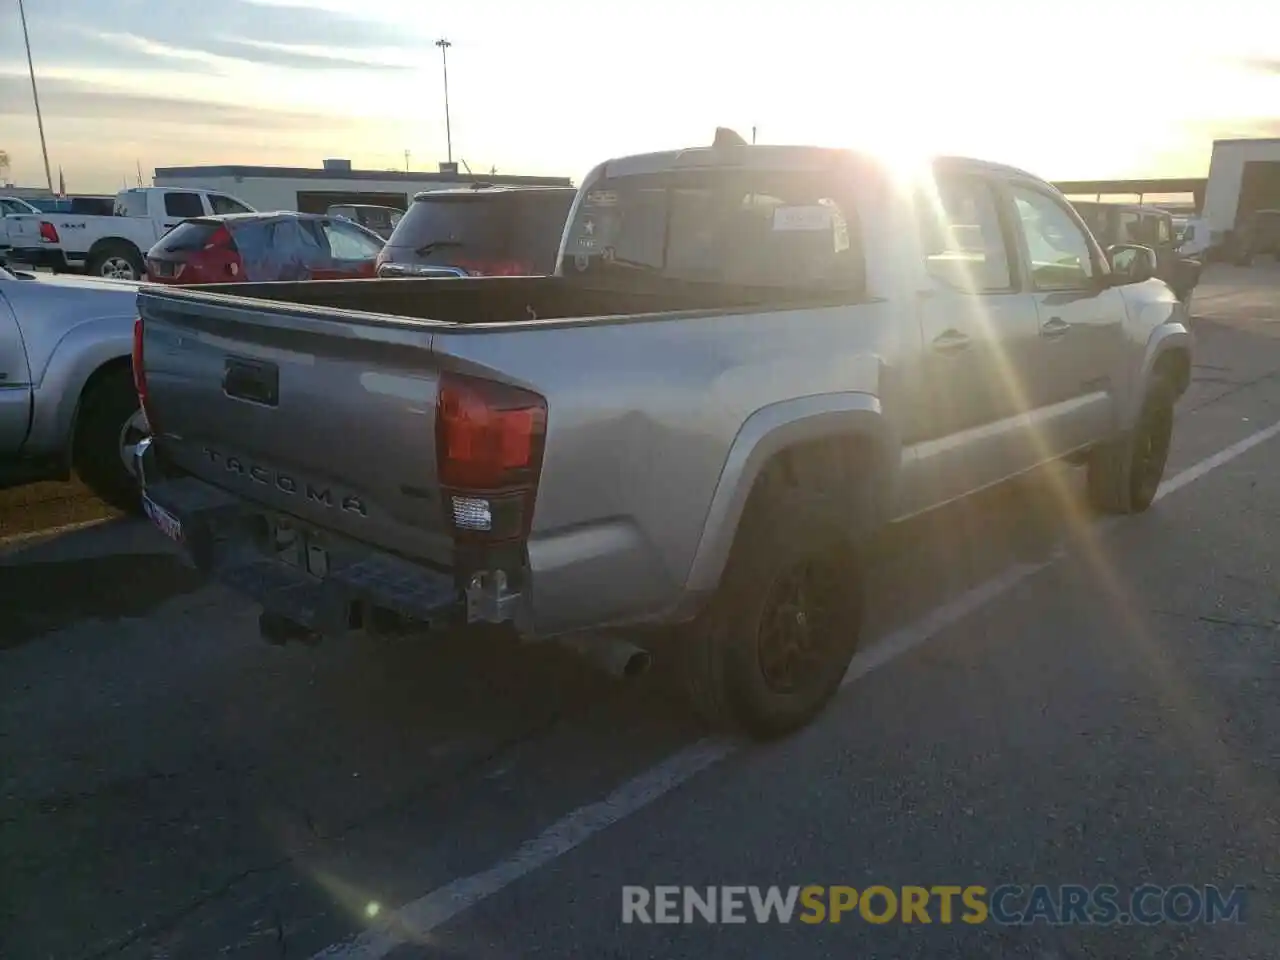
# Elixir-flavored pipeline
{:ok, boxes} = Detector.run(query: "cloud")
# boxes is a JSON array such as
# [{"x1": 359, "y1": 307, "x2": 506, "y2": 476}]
[
  {"x1": 19, "y1": 0, "x2": 417, "y2": 65},
  {"x1": 88, "y1": 31, "x2": 228, "y2": 73},
  {"x1": 205, "y1": 37, "x2": 414, "y2": 72},
  {"x1": 75, "y1": 26, "x2": 412, "y2": 76},
  {"x1": 0, "y1": 74, "x2": 340, "y2": 131}
]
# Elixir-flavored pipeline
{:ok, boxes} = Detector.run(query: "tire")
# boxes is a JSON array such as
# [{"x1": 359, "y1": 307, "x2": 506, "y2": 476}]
[
  {"x1": 1087, "y1": 376, "x2": 1176, "y2": 515},
  {"x1": 74, "y1": 367, "x2": 147, "y2": 513},
  {"x1": 87, "y1": 241, "x2": 144, "y2": 281},
  {"x1": 678, "y1": 475, "x2": 865, "y2": 739}
]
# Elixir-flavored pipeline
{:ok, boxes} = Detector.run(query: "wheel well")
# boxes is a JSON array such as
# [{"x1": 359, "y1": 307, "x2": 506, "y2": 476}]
[
  {"x1": 87, "y1": 237, "x2": 142, "y2": 260},
  {"x1": 1153, "y1": 347, "x2": 1191, "y2": 397},
  {"x1": 744, "y1": 433, "x2": 887, "y2": 534},
  {"x1": 71, "y1": 356, "x2": 132, "y2": 461}
]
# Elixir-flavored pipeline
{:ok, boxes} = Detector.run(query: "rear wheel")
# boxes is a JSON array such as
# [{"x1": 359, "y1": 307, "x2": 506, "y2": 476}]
[
  {"x1": 1087, "y1": 376, "x2": 1176, "y2": 515},
  {"x1": 678, "y1": 478, "x2": 865, "y2": 738},
  {"x1": 75, "y1": 367, "x2": 146, "y2": 513},
  {"x1": 87, "y1": 242, "x2": 144, "y2": 281}
]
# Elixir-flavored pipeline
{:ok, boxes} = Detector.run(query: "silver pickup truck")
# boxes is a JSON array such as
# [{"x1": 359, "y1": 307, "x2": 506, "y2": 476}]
[
  {"x1": 134, "y1": 139, "x2": 1191, "y2": 738},
  {"x1": 1, "y1": 264, "x2": 146, "y2": 508}
]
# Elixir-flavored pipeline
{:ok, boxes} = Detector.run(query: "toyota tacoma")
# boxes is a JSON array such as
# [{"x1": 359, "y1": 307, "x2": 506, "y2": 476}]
[{"x1": 132, "y1": 133, "x2": 1191, "y2": 738}]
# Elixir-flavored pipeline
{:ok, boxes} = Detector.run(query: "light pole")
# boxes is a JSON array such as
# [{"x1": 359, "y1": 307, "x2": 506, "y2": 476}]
[
  {"x1": 17, "y1": 0, "x2": 53, "y2": 192},
  {"x1": 435, "y1": 38, "x2": 453, "y2": 165}
]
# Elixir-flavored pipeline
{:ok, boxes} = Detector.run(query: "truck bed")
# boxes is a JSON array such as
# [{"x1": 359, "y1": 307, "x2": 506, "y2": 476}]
[
  {"x1": 162, "y1": 275, "x2": 849, "y2": 327},
  {"x1": 135, "y1": 272, "x2": 876, "y2": 639}
]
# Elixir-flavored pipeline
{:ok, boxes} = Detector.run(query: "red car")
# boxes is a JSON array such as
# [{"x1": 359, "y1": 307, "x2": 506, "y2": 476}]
[{"x1": 145, "y1": 211, "x2": 385, "y2": 284}]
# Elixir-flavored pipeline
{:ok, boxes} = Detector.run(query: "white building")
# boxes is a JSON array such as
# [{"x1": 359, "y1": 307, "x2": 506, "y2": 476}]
[
  {"x1": 153, "y1": 159, "x2": 573, "y2": 214},
  {"x1": 1202, "y1": 137, "x2": 1280, "y2": 238}
]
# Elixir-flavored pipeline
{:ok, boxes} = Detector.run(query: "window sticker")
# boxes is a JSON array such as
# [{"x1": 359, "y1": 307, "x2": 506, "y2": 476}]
[{"x1": 772, "y1": 205, "x2": 835, "y2": 232}]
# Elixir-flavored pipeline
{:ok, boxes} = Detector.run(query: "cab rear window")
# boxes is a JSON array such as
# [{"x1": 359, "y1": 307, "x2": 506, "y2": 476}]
[{"x1": 561, "y1": 171, "x2": 863, "y2": 290}]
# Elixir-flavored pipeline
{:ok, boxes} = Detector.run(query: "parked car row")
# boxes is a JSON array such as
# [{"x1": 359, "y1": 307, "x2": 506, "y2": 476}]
[
  {"x1": 131, "y1": 131, "x2": 1192, "y2": 740},
  {"x1": 5, "y1": 186, "x2": 256, "y2": 280}
]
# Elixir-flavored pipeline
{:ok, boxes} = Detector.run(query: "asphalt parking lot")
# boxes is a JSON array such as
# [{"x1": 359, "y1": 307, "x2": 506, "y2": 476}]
[{"x1": 3, "y1": 264, "x2": 1280, "y2": 959}]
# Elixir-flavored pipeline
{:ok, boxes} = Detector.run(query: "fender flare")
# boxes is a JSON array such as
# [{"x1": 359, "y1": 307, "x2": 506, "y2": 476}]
[
  {"x1": 1130, "y1": 319, "x2": 1191, "y2": 427},
  {"x1": 683, "y1": 392, "x2": 891, "y2": 595},
  {"x1": 27, "y1": 321, "x2": 133, "y2": 458}
]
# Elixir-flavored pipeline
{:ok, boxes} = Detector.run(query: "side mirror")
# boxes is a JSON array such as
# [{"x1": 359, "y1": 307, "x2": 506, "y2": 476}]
[{"x1": 1107, "y1": 243, "x2": 1157, "y2": 285}]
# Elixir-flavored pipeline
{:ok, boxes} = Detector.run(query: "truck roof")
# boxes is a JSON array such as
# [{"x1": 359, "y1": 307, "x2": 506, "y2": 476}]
[
  {"x1": 599, "y1": 143, "x2": 1043, "y2": 185},
  {"x1": 412, "y1": 184, "x2": 577, "y2": 201},
  {"x1": 120, "y1": 186, "x2": 211, "y2": 195}
]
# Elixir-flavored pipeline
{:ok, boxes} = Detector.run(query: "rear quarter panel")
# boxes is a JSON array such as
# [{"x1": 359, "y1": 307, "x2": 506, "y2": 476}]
[{"x1": 434, "y1": 300, "x2": 902, "y2": 636}]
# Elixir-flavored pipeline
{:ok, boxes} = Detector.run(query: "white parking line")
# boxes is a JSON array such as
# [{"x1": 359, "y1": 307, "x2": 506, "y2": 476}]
[{"x1": 311, "y1": 420, "x2": 1280, "y2": 960}]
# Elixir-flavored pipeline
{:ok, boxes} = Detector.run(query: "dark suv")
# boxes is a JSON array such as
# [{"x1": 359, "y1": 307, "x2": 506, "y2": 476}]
[
  {"x1": 375, "y1": 186, "x2": 576, "y2": 278},
  {"x1": 1072, "y1": 201, "x2": 1201, "y2": 301}
]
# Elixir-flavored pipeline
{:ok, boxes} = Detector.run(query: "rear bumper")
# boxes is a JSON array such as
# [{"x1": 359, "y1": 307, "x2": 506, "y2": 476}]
[
  {"x1": 8, "y1": 246, "x2": 79, "y2": 271},
  {"x1": 135, "y1": 437, "x2": 465, "y2": 635}
]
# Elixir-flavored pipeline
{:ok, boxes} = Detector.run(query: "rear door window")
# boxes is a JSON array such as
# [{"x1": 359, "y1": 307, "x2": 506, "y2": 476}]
[
  {"x1": 164, "y1": 192, "x2": 205, "y2": 218},
  {"x1": 358, "y1": 208, "x2": 396, "y2": 236},
  {"x1": 320, "y1": 219, "x2": 384, "y2": 260},
  {"x1": 230, "y1": 217, "x2": 327, "y2": 281},
  {"x1": 561, "y1": 172, "x2": 862, "y2": 290},
  {"x1": 209, "y1": 194, "x2": 252, "y2": 215},
  {"x1": 920, "y1": 175, "x2": 1012, "y2": 292},
  {"x1": 116, "y1": 192, "x2": 150, "y2": 217}
]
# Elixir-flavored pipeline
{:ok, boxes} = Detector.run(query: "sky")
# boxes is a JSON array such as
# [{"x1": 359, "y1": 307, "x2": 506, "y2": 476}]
[{"x1": 2, "y1": 0, "x2": 1280, "y2": 194}]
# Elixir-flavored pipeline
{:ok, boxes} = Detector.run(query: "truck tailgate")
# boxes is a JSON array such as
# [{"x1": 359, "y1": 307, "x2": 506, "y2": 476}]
[
  {"x1": 139, "y1": 288, "x2": 456, "y2": 567},
  {"x1": 7, "y1": 215, "x2": 45, "y2": 247}
]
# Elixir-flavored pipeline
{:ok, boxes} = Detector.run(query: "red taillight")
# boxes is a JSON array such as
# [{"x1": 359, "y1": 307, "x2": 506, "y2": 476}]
[
  {"x1": 132, "y1": 317, "x2": 158, "y2": 432},
  {"x1": 455, "y1": 258, "x2": 535, "y2": 277},
  {"x1": 39, "y1": 221, "x2": 59, "y2": 244},
  {"x1": 436, "y1": 372, "x2": 546, "y2": 540}
]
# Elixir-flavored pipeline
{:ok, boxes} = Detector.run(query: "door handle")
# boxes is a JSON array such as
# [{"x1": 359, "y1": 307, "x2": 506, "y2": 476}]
[
  {"x1": 931, "y1": 329, "x2": 972, "y2": 355},
  {"x1": 223, "y1": 357, "x2": 279, "y2": 407},
  {"x1": 1040, "y1": 316, "x2": 1072, "y2": 339}
]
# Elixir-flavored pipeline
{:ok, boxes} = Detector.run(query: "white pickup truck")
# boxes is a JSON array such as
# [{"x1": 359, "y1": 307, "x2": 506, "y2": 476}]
[
  {"x1": 6, "y1": 186, "x2": 256, "y2": 281},
  {"x1": 1, "y1": 195, "x2": 43, "y2": 255}
]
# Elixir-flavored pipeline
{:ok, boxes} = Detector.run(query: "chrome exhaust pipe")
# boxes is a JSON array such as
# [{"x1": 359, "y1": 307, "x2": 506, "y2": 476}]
[{"x1": 557, "y1": 633, "x2": 653, "y2": 680}]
